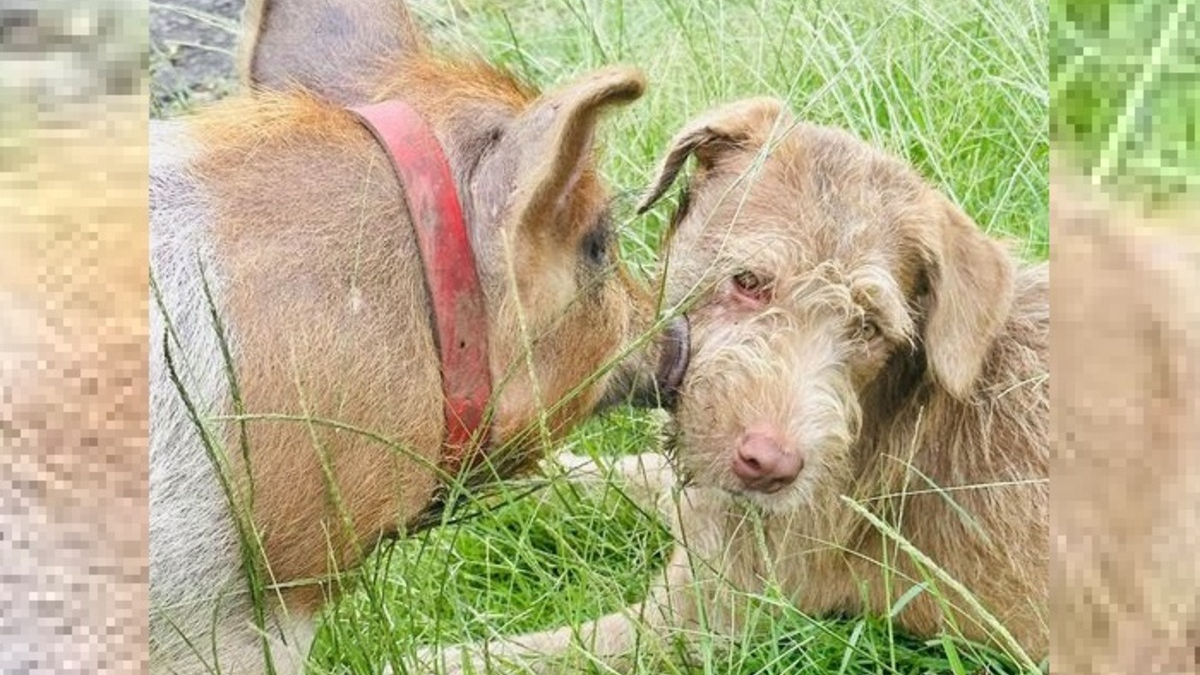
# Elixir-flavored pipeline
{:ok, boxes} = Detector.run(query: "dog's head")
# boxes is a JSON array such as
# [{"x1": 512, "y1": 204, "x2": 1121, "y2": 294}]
[{"x1": 641, "y1": 99, "x2": 1015, "y2": 512}]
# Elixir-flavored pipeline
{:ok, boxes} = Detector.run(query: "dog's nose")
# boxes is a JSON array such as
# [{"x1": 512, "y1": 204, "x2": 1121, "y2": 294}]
[{"x1": 732, "y1": 430, "x2": 803, "y2": 492}]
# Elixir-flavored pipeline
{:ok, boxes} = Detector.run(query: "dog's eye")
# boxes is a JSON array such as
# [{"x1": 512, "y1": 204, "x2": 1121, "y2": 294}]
[
  {"x1": 732, "y1": 270, "x2": 771, "y2": 302},
  {"x1": 669, "y1": 187, "x2": 692, "y2": 232},
  {"x1": 858, "y1": 320, "x2": 880, "y2": 342}
]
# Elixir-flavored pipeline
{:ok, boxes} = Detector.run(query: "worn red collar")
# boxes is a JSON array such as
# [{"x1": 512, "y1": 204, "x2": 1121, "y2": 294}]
[{"x1": 349, "y1": 100, "x2": 492, "y2": 480}]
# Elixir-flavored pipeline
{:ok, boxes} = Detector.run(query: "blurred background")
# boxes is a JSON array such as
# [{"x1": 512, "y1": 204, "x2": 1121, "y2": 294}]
[
  {"x1": 1052, "y1": 0, "x2": 1199, "y2": 205},
  {"x1": 2, "y1": 1, "x2": 147, "y2": 674},
  {"x1": 1052, "y1": 1, "x2": 1200, "y2": 674}
]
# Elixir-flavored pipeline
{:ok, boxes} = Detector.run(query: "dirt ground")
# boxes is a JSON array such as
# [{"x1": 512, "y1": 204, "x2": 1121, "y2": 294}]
[{"x1": 149, "y1": 0, "x2": 245, "y2": 110}]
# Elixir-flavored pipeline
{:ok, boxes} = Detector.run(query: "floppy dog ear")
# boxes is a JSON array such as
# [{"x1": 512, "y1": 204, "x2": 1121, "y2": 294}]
[
  {"x1": 637, "y1": 97, "x2": 789, "y2": 214},
  {"x1": 511, "y1": 66, "x2": 645, "y2": 237},
  {"x1": 239, "y1": 0, "x2": 427, "y2": 103},
  {"x1": 921, "y1": 199, "x2": 1016, "y2": 400}
]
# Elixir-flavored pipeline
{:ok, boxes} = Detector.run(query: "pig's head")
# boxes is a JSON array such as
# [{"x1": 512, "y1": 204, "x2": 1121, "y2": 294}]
[{"x1": 238, "y1": 0, "x2": 688, "y2": 470}]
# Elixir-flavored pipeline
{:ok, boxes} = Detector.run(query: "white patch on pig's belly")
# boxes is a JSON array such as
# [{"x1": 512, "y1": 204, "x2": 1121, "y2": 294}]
[{"x1": 149, "y1": 120, "x2": 314, "y2": 675}]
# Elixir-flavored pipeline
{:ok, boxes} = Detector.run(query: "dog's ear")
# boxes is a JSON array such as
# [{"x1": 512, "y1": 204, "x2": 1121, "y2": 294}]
[
  {"x1": 510, "y1": 66, "x2": 645, "y2": 237},
  {"x1": 239, "y1": 0, "x2": 427, "y2": 103},
  {"x1": 921, "y1": 198, "x2": 1016, "y2": 400},
  {"x1": 637, "y1": 97, "x2": 789, "y2": 214}
]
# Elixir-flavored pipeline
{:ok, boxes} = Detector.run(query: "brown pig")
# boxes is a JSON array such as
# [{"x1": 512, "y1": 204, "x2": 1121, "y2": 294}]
[{"x1": 149, "y1": 1, "x2": 685, "y2": 674}]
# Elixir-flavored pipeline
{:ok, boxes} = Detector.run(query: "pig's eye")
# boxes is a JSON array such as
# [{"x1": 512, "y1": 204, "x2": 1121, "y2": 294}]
[
  {"x1": 582, "y1": 227, "x2": 609, "y2": 266},
  {"x1": 731, "y1": 269, "x2": 771, "y2": 303}
]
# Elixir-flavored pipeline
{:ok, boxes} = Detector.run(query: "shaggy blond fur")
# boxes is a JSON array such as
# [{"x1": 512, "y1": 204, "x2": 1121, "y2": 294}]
[
  {"x1": 430, "y1": 98, "x2": 1048, "y2": 673},
  {"x1": 1052, "y1": 170, "x2": 1200, "y2": 675},
  {"x1": 150, "y1": 1, "x2": 657, "y2": 673}
]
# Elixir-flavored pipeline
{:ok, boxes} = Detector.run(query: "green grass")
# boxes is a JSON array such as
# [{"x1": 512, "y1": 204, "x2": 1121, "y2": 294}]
[
  {"x1": 151, "y1": 0, "x2": 1048, "y2": 673},
  {"x1": 422, "y1": 0, "x2": 1049, "y2": 265},
  {"x1": 325, "y1": 0, "x2": 1048, "y2": 673}
]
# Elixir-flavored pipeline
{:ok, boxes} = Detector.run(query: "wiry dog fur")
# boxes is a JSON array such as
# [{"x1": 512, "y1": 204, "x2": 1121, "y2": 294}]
[
  {"x1": 1052, "y1": 169, "x2": 1200, "y2": 675},
  {"x1": 431, "y1": 98, "x2": 1049, "y2": 673},
  {"x1": 148, "y1": 1, "x2": 666, "y2": 673}
]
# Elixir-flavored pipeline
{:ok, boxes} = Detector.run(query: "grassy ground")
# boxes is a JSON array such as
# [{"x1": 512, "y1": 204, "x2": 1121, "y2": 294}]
[{"x1": 151, "y1": 0, "x2": 1048, "y2": 673}]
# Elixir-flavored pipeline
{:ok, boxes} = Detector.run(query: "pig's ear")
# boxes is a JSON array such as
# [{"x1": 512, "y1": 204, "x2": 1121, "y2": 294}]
[
  {"x1": 238, "y1": 0, "x2": 427, "y2": 103},
  {"x1": 637, "y1": 97, "x2": 789, "y2": 213},
  {"x1": 510, "y1": 66, "x2": 645, "y2": 236}
]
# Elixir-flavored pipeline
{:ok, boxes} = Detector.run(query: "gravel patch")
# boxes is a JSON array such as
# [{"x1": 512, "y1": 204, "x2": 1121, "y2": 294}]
[{"x1": 150, "y1": 0, "x2": 245, "y2": 113}]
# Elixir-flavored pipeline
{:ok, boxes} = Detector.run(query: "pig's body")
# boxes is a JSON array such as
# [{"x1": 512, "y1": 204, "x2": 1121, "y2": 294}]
[
  {"x1": 150, "y1": 120, "x2": 313, "y2": 675},
  {"x1": 146, "y1": 1, "x2": 673, "y2": 671}
]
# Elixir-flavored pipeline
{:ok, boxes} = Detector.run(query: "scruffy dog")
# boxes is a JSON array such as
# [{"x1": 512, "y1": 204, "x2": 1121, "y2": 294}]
[
  {"x1": 1052, "y1": 170, "x2": 1200, "y2": 675},
  {"x1": 431, "y1": 98, "x2": 1049, "y2": 673}
]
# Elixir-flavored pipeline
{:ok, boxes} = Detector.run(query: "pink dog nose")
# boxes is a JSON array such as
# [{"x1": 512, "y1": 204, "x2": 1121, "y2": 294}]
[{"x1": 732, "y1": 430, "x2": 803, "y2": 492}]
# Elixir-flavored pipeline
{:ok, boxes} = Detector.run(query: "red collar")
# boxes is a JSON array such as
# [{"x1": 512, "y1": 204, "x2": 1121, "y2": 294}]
[{"x1": 349, "y1": 100, "x2": 492, "y2": 480}]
